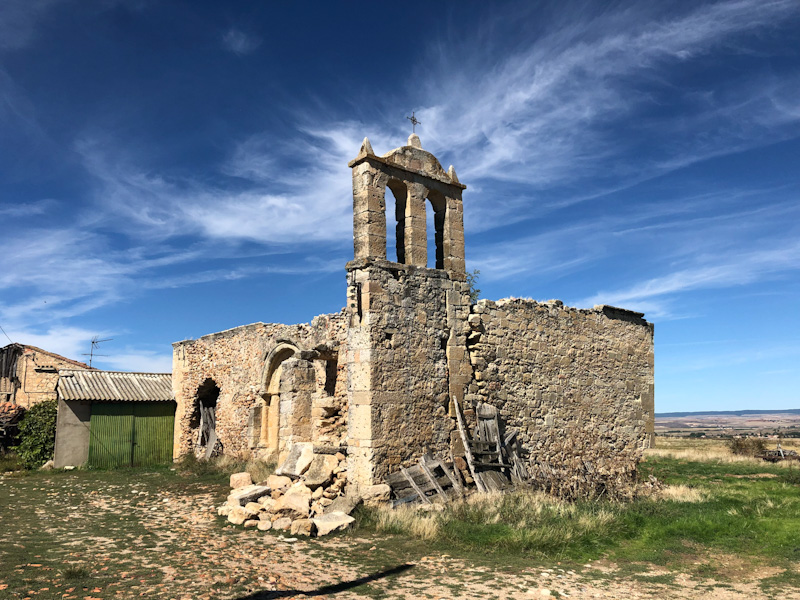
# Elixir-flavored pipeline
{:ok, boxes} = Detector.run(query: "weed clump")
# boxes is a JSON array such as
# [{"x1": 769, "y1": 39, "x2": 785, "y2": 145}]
[{"x1": 728, "y1": 437, "x2": 766, "y2": 457}]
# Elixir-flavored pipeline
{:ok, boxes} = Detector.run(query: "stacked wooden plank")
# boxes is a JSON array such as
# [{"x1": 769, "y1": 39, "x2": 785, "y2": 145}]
[{"x1": 385, "y1": 453, "x2": 463, "y2": 507}]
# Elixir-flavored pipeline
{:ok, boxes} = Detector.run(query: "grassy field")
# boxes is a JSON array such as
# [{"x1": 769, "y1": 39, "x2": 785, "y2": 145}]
[
  {"x1": 357, "y1": 439, "x2": 800, "y2": 587},
  {"x1": 0, "y1": 438, "x2": 798, "y2": 598}
]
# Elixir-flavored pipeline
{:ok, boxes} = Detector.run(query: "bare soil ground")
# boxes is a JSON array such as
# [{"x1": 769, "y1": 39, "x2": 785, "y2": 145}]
[{"x1": 1, "y1": 468, "x2": 797, "y2": 599}]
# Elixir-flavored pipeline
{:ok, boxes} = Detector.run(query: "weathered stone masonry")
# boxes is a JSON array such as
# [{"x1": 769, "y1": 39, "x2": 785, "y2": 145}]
[
  {"x1": 172, "y1": 313, "x2": 348, "y2": 462},
  {"x1": 466, "y1": 299, "x2": 655, "y2": 489},
  {"x1": 171, "y1": 132, "x2": 654, "y2": 494}
]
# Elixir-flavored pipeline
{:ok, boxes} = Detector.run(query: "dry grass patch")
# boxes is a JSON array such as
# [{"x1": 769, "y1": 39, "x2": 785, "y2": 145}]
[
  {"x1": 646, "y1": 436, "x2": 799, "y2": 467},
  {"x1": 656, "y1": 484, "x2": 707, "y2": 503}
]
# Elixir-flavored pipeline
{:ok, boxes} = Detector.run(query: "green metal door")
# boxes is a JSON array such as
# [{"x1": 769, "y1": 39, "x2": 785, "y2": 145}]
[
  {"x1": 132, "y1": 402, "x2": 175, "y2": 467},
  {"x1": 88, "y1": 403, "x2": 134, "y2": 469},
  {"x1": 88, "y1": 402, "x2": 175, "y2": 468}
]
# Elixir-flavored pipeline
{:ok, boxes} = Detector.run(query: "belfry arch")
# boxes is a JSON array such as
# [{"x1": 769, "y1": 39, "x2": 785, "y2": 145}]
[{"x1": 350, "y1": 133, "x2": 466, "y2": 280}]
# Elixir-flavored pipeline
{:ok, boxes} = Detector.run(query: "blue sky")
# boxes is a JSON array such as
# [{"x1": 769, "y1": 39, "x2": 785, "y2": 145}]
[{"x1": 1, "y1": 0, "x2": 798, "y2": 412}]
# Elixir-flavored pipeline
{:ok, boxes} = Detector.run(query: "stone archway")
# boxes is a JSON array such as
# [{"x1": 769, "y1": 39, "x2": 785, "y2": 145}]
[{"x1": 258, "y1": 343, "x2": 300, "y2": 459}]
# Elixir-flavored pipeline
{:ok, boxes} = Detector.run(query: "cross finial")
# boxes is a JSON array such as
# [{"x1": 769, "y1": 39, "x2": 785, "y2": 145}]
[{"x1": 406, "y1": 111, "x2": 421, "y2": 133}]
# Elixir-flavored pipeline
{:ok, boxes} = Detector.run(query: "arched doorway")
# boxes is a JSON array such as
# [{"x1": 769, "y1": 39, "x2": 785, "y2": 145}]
[
  {"x1": 258, "y1": 343, "x2": 299, "y2": 458},
  {"x1": 193, "y1": 378, "x2": 220, "y2": 459}
]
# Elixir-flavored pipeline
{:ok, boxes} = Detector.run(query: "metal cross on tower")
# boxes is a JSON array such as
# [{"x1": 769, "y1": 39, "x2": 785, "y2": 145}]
[{"x1": 406, "y1": 111, "x2": 421, "y2": 133}]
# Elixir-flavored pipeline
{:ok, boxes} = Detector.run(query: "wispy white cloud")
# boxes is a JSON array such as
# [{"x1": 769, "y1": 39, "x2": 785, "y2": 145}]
[
  {"x1": 221, "y1": 28, "x2": 261, "y2": 56},
  {"x1": 577, "y1": 241, "x2": 800, "y2": 315},
  {"x1": 76, "y1": 131, "x2": 356, "y2": 244},
  {"x1": 0, "y1": 199, "x2": 55, "y2": 217},
  {"x1": 0, "y1": 0, "x2": 64, "y2": 51},
  {"x1": 1, "y1": 325, "x2": 100, "y2": 363},
  {"x1": 95, "y1": 349, "x2": 172, "y2": 373}
]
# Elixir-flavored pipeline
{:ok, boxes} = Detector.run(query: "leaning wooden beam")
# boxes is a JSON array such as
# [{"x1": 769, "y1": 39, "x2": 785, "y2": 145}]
[
  {"x1": 431, "y1": 454, "x2": 463, "y2": 495},
  {"x1": 419, "y1": 457, "x2": 448, "y2": 502},
  {"x1": 454, "y1": 395, "x2": 487, "y2": 493},
  {"x1": 401, "y1": 466, "x2": 432, "y2": 504}
]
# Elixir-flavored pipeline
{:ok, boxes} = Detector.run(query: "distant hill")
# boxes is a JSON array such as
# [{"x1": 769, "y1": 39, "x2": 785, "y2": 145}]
[{"x1": 656, "y1": 409, "x2": 800, "y2": 418}]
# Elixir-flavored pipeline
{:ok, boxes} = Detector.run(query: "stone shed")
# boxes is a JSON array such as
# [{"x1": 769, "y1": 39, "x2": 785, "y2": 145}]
[{"x1": 172, "y1": 133, "x2": 654, "y2": 495}]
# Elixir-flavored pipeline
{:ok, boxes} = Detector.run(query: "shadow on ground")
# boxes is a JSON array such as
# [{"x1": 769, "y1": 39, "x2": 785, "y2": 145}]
[{"x1": 236, "y1": 563, "x2": 415, "y2": 599}]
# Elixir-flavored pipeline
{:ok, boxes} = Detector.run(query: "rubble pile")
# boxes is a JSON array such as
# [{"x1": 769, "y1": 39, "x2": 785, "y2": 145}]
[{"x1": 216, "y1": 442, "x2": 390, "y2": 537}]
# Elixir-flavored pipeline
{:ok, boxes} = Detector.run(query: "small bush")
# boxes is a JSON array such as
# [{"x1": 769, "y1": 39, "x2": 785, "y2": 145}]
[
  {"x1": 728, "y1": 437, "x2": 766, "y2": 457},
  {"x1": 15, "y1": 399, "x2": 57, "y2": 469}
]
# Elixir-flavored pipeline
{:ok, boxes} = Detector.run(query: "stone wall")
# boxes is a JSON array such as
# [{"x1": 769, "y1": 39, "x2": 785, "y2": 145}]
[
  {"x1": 345, "y1": 258, "x2": 471, "y2": 487},
  {"x1": 0, "y1": 345, "x2": 91, "y2": 408},
  {"x1": 465, "y1": 298, "x2": 654, "y2": 493},
  {"x1": 172, "y1": 312, "x2": 348, "y2": 461}
]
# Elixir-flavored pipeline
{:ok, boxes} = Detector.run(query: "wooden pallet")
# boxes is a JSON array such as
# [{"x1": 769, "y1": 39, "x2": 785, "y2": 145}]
[
  {"x1": 454, "y1": 397, "x2": 530, "y2": 492},
  {"x1": 386, "y1": 453, "x2": 464, "y2": 507}
]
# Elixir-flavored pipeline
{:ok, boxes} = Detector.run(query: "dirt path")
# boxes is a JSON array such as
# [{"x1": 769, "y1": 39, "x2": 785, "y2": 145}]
[{"x1": 0, "y1": 472, "x2": 797, "y2": 599}]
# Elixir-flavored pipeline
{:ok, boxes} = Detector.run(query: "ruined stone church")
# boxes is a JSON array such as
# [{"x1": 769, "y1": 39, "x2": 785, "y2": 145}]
[{"x1": 172, "y1": 134, "x2": 654, "y2": 492}]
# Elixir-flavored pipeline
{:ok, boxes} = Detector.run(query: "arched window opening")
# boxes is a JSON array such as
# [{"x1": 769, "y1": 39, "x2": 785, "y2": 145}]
[
  {"x1": 427, "y1": 190, "x2": 446, "y2": 269},
  {"x1": 386, "y1": 180, "x2": 407, "y2": 263}
]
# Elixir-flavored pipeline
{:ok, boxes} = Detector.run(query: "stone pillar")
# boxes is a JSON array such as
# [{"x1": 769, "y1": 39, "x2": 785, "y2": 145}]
[
  {"x1": 352, "y1": 163, "x2": 387, "y2": 261},
  {"x1": 443, "y1": 194, "x2": 466, "y2": 280},
  {"x1": 404, "y1": 183, "x2": 428, "y2": 267},
  {"x1": 345, "y1": 267, "x2": 379, "y2": 488},
  {"x1": 278, "y1": 357, "x2": 316, "y2": 462}
]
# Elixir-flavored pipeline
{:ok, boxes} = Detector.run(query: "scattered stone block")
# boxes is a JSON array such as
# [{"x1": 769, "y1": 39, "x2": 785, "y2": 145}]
[
  {"x1": 276, "y1": 442, "x2": 314, "y2": 478},
  {"x1": 325, "y1": 495, "x2": 359, "y2": 516},
  {"x1": 313, "y1": 512, "x2": 356, "y2": 536},
  {"x1": 243, "y1": 519, "x2": 259, "y2": 528},
  {"x1": 273, "y1": 492, "x2": 310, "y2": 519},
  {"x1": 290, "y1": 518, "x2": 316, "y2": 537},
  {"x1": 243, "y1": 502, "x2": 262, "y2": 517},
  {"x1": 227, "y1": 506, "x2": 247, "y2": 525},
  {"x1": 361, "y1": 484, "x2": 391, "y2": 505},
  {"x1": 303, "y1": 454, "x2": 339, "y2": 489},
  {"x1": 273, "y1": 517, "x2": 292, "y2": 531},
  {"x1": 227, "y1": 484, "x2": 271, "y2": 507},
  {"x1": 257, "y1": 520, "x2": 273, "y2": 531},
  {"x1": 230, "y1": 472, "x2": 253, "y2": 489},
  {"x1": 267, "y1": 474, "x2": 292, "y2": 491}
]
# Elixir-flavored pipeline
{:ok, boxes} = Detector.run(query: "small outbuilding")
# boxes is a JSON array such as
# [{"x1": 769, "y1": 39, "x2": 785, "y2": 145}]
[{"x1": 53, "y1": 370, "x2": 175, "y2": 469}]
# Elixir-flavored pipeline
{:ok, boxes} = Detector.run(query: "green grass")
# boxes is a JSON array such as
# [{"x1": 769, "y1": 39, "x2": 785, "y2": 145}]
[{"x1": 358, "y1": 455, "x2": 800, "y2": 570}]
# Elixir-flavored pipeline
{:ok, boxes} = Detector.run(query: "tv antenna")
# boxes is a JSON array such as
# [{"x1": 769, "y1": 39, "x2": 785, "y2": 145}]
[{"x1": 82, "y1": 336, "x2": 112, "y2": 368}]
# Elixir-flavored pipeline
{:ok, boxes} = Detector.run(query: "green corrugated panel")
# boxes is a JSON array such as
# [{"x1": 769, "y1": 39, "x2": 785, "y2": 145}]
[
  {"x1": 88, "y1": 402, "x2": 134, "y2": 468},
  {"x1": 132, "y1": 402, "x2": 175, "y2": 467}
]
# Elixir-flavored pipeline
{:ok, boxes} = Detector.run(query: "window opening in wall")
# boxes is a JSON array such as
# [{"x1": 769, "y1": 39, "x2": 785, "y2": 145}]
[
  {"x1": 386, "y1": 180, "x2": 407, "y2": 263},
  {"x1": 427, "y1": 190, "x2": 446, "y2": 269},
  {"x1": 324, "y1": 359, "x2": 337, "y2": 397}
]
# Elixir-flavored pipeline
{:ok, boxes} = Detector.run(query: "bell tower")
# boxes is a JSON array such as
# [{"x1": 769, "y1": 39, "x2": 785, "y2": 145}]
[
  {"x1": 345, "y1": 134, "x2": 472, "y2": 487},
  {"x1": 348, "y1": 133, "x2": 466, "y2": 279}
]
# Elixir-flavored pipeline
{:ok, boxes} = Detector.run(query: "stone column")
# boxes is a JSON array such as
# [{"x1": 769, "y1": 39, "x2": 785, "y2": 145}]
[
  {"x1": 352, "y1": 163, "x2": 387, "y2": 260},
  {"x1": 443, "y1": 194, "x2": 466, "y2": 279},
  {"x1": 404, "y1": 182, "x2": 428, "y2": 267}
]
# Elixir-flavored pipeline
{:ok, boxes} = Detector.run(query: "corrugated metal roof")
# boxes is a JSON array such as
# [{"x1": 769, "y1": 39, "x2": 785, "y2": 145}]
[{"x1": 57, "y1": 370, "x2": 173, "y2": 402}]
